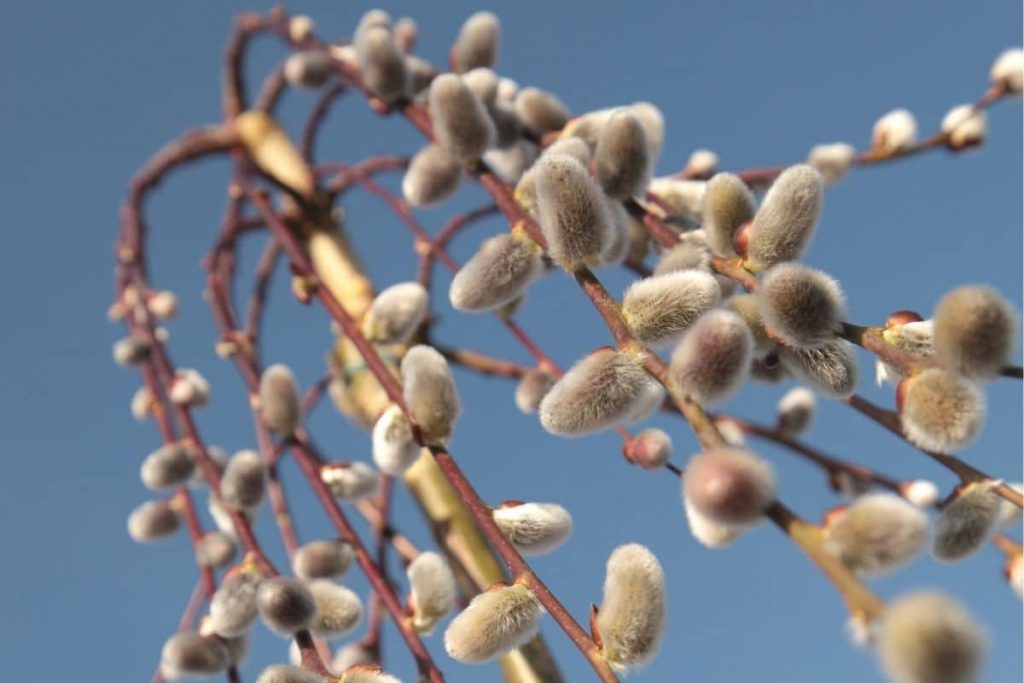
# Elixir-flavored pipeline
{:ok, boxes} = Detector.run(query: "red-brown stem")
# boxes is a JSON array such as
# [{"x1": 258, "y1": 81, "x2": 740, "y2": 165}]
[
  {"x1": 324, "y1": 156, "x2": 410, "y2": 197},
  {"x1": 243, "y1": 240, "x2": 281, "y2": 346},
  {"x1": 223, "y1": 13, "x2": 264, "y2": 118}
]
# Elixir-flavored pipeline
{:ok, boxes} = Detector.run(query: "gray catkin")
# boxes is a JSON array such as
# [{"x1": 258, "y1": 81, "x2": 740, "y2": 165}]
[
  {"x1": 513, "y1": 137, "x2": 591, "y2": 213},
  {"x1": 400, "y1": 345, "x2": 461, "y2": 444},
  {"x1": 601, "y1": 198, "x2": 631, "y2": 265},
  {"x1": 308, "y1": 579, "x2": 363, "y2": 638},
  {"x1": 622, "y1": 270, "x2": 721, "y2": 346},
  {"x1": 669, "y1": 309, "x2": 754, "y2": 405},
  {"x1": 127, "y1": 500, "x2": 180, "y2": 542},
  {"x1": 283, "y1": 51, "x2": 334, "y2": 89},
  {"x1": 402, "y1": 144, "x2": 463, "y2": 207},
  {"x1": 824, "y1": 493, "x2": 928, "y2": 577},
  {"x1": 363, "y1": 282, "x2": 429, "y2": 345},
  {"x1": 371, "y1": 403, "x2": 420, "y2": 476},
  {"x1": 161, "y1": 632, "x2": 230, "y2": 678},
  {"x1": 492, "y1": 502, "x2": 573, "y2": 555},
  {"x1": 449, "y1": 232, "x2": 543, "y2": 312},
  {"x1": 724, "y1": 293, "x2": 772, "y2": 354},
  {"x1": 443, "y1": 583, "x2": 541, "y2": 662},
  {"x1": 933, "y1": 285, "x2": 1017, "y2": 380},
  {"x1": 900, "y1": 368, "x2": 985, "y2": 453},
  {"x1": 256, "y1": 665, "x2": 324, "y2": 683},
  {"x1": 451, "y1": 11, "x2": 500, "y2": 72},
  {"x1": 140, "y1": 444, "x2": 195, "y2": 490},
  {"x1": 257, "y1": 577, "x2": 316, "y2": 636},
  {"x1": 259, "y1": 364, "x2": 300, "y2": 435},
  {"x1": 428, "y1": 74, "x2": 496, "y2": 163},
  {"x1": 196, "y1": 531, "x2": 237, "y2": 568},
  {"x1": 596, "y1": 544, "x2": 667, "y2": 670},
  {"x1": 221, "y1": 450, "x2": 267, "y2": 511},
  {"x1": 292, "y1": 539, "x2": 354, "y2": 580},
  {"x1": 514, "y1": 87, "x2": 571, "y2": 133},
  {"x1": 652, "y1": 238, "x2": 712, "y2": 276},
  {"x1": 777, "y1": 340, "x2": 859, "y2": 398},
  {"x1": 746, "y1": 165, "x2": 823, "y2": 271},
  {"x1": 594, "y1": 110, "x2": 650, "y2": 199},
  {"x1": 702, "y1": 173, "x2": 756, "y2": 257},
  {"x1": 534, "y1": 153, "x2": 613, "y2": 268},
  {"x1": 354, "y1": 26, "x2": 408, "y2": 103},
  {"x1": 758, "y1": 263, "x2": 846, "y2": 348},
  {"x1": 932, "y1": 482, "x2": 1001, "y2": 561},
  {"x1": 210, "y1": 570, "x2": 262, "y2": 637},
  {"x1": 515, "y1": 367, "x2": 558, "y2": 413}
]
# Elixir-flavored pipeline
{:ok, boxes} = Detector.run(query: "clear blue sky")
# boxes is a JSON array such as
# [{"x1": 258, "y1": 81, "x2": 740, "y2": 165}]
[{"x1": 0, "y1": 1, "x2": 1020, "y2": 681}]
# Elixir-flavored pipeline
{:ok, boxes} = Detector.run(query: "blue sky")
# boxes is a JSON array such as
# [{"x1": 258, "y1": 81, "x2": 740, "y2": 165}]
[{"x1": 0, "y1": 1, "x2": 1020, "y2": 681}]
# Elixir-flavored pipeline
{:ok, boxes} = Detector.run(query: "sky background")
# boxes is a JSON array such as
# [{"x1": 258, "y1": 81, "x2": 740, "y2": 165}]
[{"x1": 0, "y1": 1, "x2": 1021, "y2": 681}]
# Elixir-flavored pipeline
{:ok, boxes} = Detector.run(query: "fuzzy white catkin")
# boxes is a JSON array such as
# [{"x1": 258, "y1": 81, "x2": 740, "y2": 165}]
[
  {"x1": 933, "y1": 285, "x2": 1017, "y2": 381},
  {"x1": 601, "y1": 198, "x2": 631, "y2": 265},
  {"x1": 308, "y1": 580, "x2": 363, "y2": 638},
  {"x1": 444, "y1": 583, "x2": 542, "y2": 662},
  {"x1": 461, "y1": 67, "x2": 498, "y2": 105},
  {"x1": 402, "y1": 144, "x2": 462, "y2": 207},
  {"x1": 407, "y1": 551, "x2": 457, "y2": 631},
  {"x1": 161, "y1": 632, "x2": 230, "y2": 678},
  {"x1": 824, "y1": 493, "x2": 928, "y2": 577},
  {"x1": 932, "y1": 482, "x2": 1001, "y2": 562},
  {"x1": 257, "y1": 577, "x2": 316, "y2": 636},
  {"x1": 515, "y1": 367, "x2": 558, "y2": 414},
  {"x1": 493, "y1": 502, "x2": 573, "y2": 555},
  {"x1": 778, "y1": 340, "x2": 859, "y2": 398},
  {"x1": 170, "y1": 368, "x2": 211, "y2": 407},
  {"x1": 776, "y1": 387, "x2": 817, "y2": 435},
  {"x1": 222, "y1": 450, "x2": 267, "y2": 511},
  {"x1": 400, "y1": 345, "x2": 461, "y2": 444},
  {"x1": 259, "y1": 364, "x2": 300, "y2": 435},
  {"x1": 210, "y1": 570, "x2": 262, "y2": 637},
  {"x1": 452, "y1": 11, "x2": 500, "y2": 72},
  {"x1": 428, "y1": 74, "x2": 495, "y2": 163},
  {"x1": 283, "y1": 51, "x2": 334, "y2": 89},
  {"x1": 683, "y1": 494, "x2": 743, "y2": 548},
  {"x1": 131, "y1": 386, "x2": 155, "y2": 421},
  {"x1": 338, "y1": 665, "x2": 403, "y2": 683},
  {"x1": 877, "y1": 319, "x2": 935, "y2": 386},
  {"x1": 629, "y1": 101, "x2": 665, "y2": 164},
  {"x1": 148, "y1": 290, "x2": 178, "y2": 319},
  {"x1": 686, "y1": 149, "x2": 718, "y2": 178},
  {"x1": 113, "y1": 336, "x2": 151, "y2": 366},
  {"x1": 647, "y1": 177, "x2": 707, "y2": 221},
  {"x1": 372, "y1": 404, "x2": 420, "y2": 476},
  {"x1": 651, "y1": 238, "x2": 712, "y2": 276},
  {"x1": 331, "y1": 644, "x2": 373, "y2": 676},
  {"x1": 902, "y1": 479, "x2": 940, "y2": 509},
  {"x1": 758, "y1": 263, "x2": 846, "y2": 348},
  {"x1": 683, "y1": 448, "x2": 776, "y2": 527},
  {"x1": 196, "y1": 531, "x2": 237, "y2": 568},
  {"x1": 514, "y1": 87, "x2": 570, "y2": 133},
  {"x1": 990, "y1": 48, "x2": 1024, "y2": 93},
  {"x1": 538, "y1": 350, "x2": 659, "y2": 436},
  {"x1": 941, "y1": 105, "x2": 987, "y2": 147},
  {"x1": 596, "y1": 544, "x2": 667, "y2": 670},
  {"x1": 594, "y1": 110, "x2": 650, "y2": 199},
  {"x1": 128, "y1": 500, "x2": 180, "y2": 542},
  {"x1": 702, "y1": 173, "x2": 756, "y2": 257},
  {"x1": 364, "y1": 283, "x2": 429, "y2": 345},
  {"x1": 354, "y1": 26, "x2": 407, "y2": 103},
  {"x1": 208, "y1": 491, "x2": 247, "y2": 540},
  {"x1": 292, "y1": 540, "x2": 354, "y2": 580},
  {"x1": 321, "y1": 462, "x2": 378, "y2": 501},
  {"x1": 872, "y1": 108, "x2": 918, "y2": 152},
  {"x1": 807, "y1": 142, "x2": 857, "y2": 183},
  {"x1": 746, "y1": 165, "x2": 824, "y2": 271},
  {"x1": 256, "y1": 665, "x2": 324, "y2": 683},
  {"x1": 670, "y1": 309, "x2": 754, "y2": 405},
  {"x1": 900, "y1": 369, "x2": 985, "y2": 453},
  {"x1": 877, "y1": 592, "x2": 985, "y2": 683},
  {"x1": 534, "y1": 153, "x2": 613, "y2": 267},
  {"x1": 449, "y1": 232, "x2": 543, "y2": 312},
  {"x1": 622, "y1": 270, "x2": 721, "y2": 346},
  {"x1": 514, "y1": 137, "x2": 591, "y2": 214},
  {"x1": 723, "y1": 293, "x2": 772, "y2": 355},
  {"x1": 140, "y1": 444, "x2": 195, "y2": 490}
]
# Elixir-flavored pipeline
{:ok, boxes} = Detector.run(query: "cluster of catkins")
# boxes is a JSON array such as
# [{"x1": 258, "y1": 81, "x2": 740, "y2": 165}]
[{"x1": 116, "y1": 6, "x2": 1024, "y2": 682}]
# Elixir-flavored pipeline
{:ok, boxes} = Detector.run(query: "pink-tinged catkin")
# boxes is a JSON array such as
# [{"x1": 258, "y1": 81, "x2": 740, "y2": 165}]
[
  {"x1": 776, "y1": 387, "x2": 816, "y2": 435},
  {"x1": 596, "y1": 543, "x2": 667, "y2": 670},
  {"x1": 622, "y1": 270, "x2": 721, "y2": 346},
  {"x1": 514, "y1": 87, "x2": 570, "y2": 134},
  {"x1": 400, "y1": 345, "x2": 461, "y2": 444},
  {"x1": 682, "y1": 448, "x2": 776, "y2": 527},
  {"x1": 746, "y1": 165, "x2": 823, "y2": 271},
  {"x1": 354, "y1": 26, "x2": 408, "y2": 103},
  {"x1": 778, "y1": 339, "x2": 859, "y2": 398},
  {"x1": 140, "y1": 444, "x2": 195, "y2": 490},
  {"x1": 221, "y1": 450, "x2": 267, "y2": 511},
  {"x1": 428, "y1": 73, "x2": 495, "y2": 163},
  {"x1": 443, "y1": 583, "x2": 542, "y2": 662},
  {"x1": 514, "y1": 366, "x2": 558, "y2": 414},
  {"x1": 257, "y1": 577, "x2": 316, "y2": 636},
  {"x1": 758, "y1": 263, "x2": 846, "y2": 348},
  {"x1": 824, "y1": 493, "x2": 928, "y2": 577},
  {"x1": 669, "y1": 309, "x2": 753, "y2": 405},
  {"x1": 682, "y1": 494, "x2": 743, "y2": 548},
  {"x1": 259, "y1": 364, "x2": 300, "y2": 436},
  {"x1": 534, "y1": 153, "x2": 613, "y2": 268},
  {"x1": 363, "y1": 282, "x2": 429, "y2": 345},
  {"x1": 292, "y1": 540, "x2": 354, "y2": 581},
  {"x1": 624, "y1": 428, "x2": 673, "y2": 470},
  {"x1": 702, "y1": 173, "x2": 756, "y2": 257},
  {"x1": 407, "y1": 551, "x2": 457, "y2": 632},
  {"x1": 594, "y1": 110, "x2": 650, "y2": 199},
  {"x1": 933, "y1": 285, "x2": 1017, "y2": 380},
  {"x1": 451, "y1": 11, "x2": 500, "y2": 72},
  {"x1": 877, "y1": 591, "x2": 986, "y2": 683},
  {"x1": 899, "y1": 368, "x2": 985, "y2": 453},
  {"x1": 308, "y1": 579, "x2": 363, "y2": 638},
  {"x1": 932, "y1": 482, "x2": 1001, "y2": 562},
  {"x1": 538, "y1": 349, "x2": 659, "y2": 436},
  {"x1": 449, "y1": 232, "x2": 543, "y2": 312},
  {"x1": 402, "y1": 144, "x2": 462, "y2": 207},
  {"x1": 492, "y1": 501, "x2": 573, "y2": 555},
  {"x1": 160, "y1": 632, "x2": 229, "y2": 679},
  {"x1": 127, "y1": 500, "x2": 180, "y2": 542}
]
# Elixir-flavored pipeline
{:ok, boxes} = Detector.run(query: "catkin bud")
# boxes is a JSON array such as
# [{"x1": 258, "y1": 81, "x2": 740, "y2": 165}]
[
  {"x1": 210, "y1": 569, "x2": 262, "y2": 637},
  {"x1": 256, "y1": 665, "x2": 324, "y2": 683},
  {"x1": 824, "y1": 493, "x2": 928, "y2": 577},
  {"x1": 778, "y1": 340, "x2": 859, "y2": 398},
  {"x1": 354, "y1": 9, "x2": 391, "y2": 38},
  {"x1": 629, "y1": 101, "x2": 664, "y2": 163},
  {"x1": 515, "y1": 367, "x2": 558, "y2": 413},
  {"x1": 372, "y1": 403, "x2": 420, "y2": 476},
  {"x1": 321, "y1": 462, "x2": 378, "y2": 501},
  {"x1": 493, "y1": 502, "x2": 573, "y2": 555},
  {"x1": 401, "y1": 345, "x2": 461, "y2": 444},
  {"x1": 429, "y1": 73, "x2": 495, "y2": 163},
  {"x1": 444, "y1": 583, "x2": 542, "y2": 662},
  {"x1": 515, "y1": 87, "x2": 570, "y2": 133},
  {"x1": 990, "y1": 48, "x2": 1024, "y2": 93},
  {"x1": 257, "y1": 577, "x2": 315, "y2": 636},
  {"x1": 872, "y1": 108, "x2": 918, "y2": 152},
  {"x1": 877, "y1": 319, "x2": 935, "y2": 386},
  {"x1": 807, "y1": 142, "x2": 857, "y2": 183},
  {"x1": 596, "y1": 543, "x2": 666, "y2": 670},
  {"x1": 933, "y1": 285, "x2": 1017, "y2": 380},
  {"x1": 683, "y1": 448, "x2": 776, "y2": 527},
  {"x1": 901, "y1": 479, "x2": 941, "y2": 508},
  {"x1": 113, "y1": 336, "x2": 151, "y2": 366},
  {"x1": 594, "y1": 110, "x2": 650, "y2": 199},
  {"x1": 683, "y1": 494, "x2": 743, "y2": 548},
  {"x1": 623, "y1": 270, "x2": 721, "y2": 347},
  {"x1": 514, "y1": 138, "x2": 590, "y2": 213},
  {"x1": 259, "y1": 364, "x2": 300, "y2": 436},
  {"x1": 402, "y1": 144, "x2": 462, "y2": 207},
  {"x1": 899, "y1": 369, "x2": 985, "y2": 452},
  {"x1": 355, "y1": 26, "x2": 407, "y2": 103},
  {"x1": 535, "y1": 153, "x2": 613, "y2": 267},
  {"x1": 127, "y1": 500, "x2": 180, "y2": 542},
  {"x1": 131, "y1": 386, "x2": 155, "y2": 421},
  {"x1": 758, "y1": 263, "x2": 845, "y2": 348},
  {"x1": 702, "y1": 173, "x2": 756, "y2": 257},
  {"x1": 538, "y1": 349, "x2": 659, "y2": 436},
  {"x1": 363, "y1": 282, "x2": 429, "y2": 344},
  {"x1": 221, "y1": 450, "x2": 266, "y2": 511},
  {"x1": 170, "y1": 368, "x2": 211, "y2": 408},
  {"x1": 407, "y1": 551, "x2": 457, "y2": 632},
  {"x1": 140, "y1": 444, "x2": 195, "y2": 490},
  {"x1": 932, "y1": 482, "x2": 1001, "y2": 561},
  {"x1": 685, "y1": 149, "x2": 719, "y2": 178},
  {"x1": 293, "y1": 540, "x2": 354, "y2": 580},
  {"x1": 449, "y1": 232, "x2": 543, "y2": 312},
  {"x1": 651, "y1": 238, "x2": 712, "y2": 276},
  {"x1": 196, "y1": 531, "x2": 237, "y2": 568},
  {"x1": 878, "y1": 592, "x2": 985, "y2": 683},
  {"x1": 339, "y1": 665, "x2": 402, "y2": 683},
  {"x1": 148, "y1": 290, "x2": 179, "y2": 319},
  {"x1": 308, "y1": 579, "x2": 363, "y2": 638},
  {"x1": 284, "y1": 51, "x2": 334, "y2": 89},
  {"x1": 452, "y1": 11, "x2": 499, "y2": 72},
  {"x1": 624, "y1": 428, "x2": 673, "y2": 470},
  {"x1": 776, "y1": 387, "x2": 816, "y2": 434},
  {"x1": 161, "y1": 632, "x2": 229, "y2": 679},
  {"x1": 941, "y1": 105, "x2": 987, "y2": 149},
  {"x1": 670, "y1": 309, "x2": 754, "y2": 405},
  {"x1": 746, "y1": 165, "x2": 823, "y2": 271}
]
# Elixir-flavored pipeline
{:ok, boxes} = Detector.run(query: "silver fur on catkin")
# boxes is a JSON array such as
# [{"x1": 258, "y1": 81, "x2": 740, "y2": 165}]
[
  {"x1": 900, "y1": 369, "x2": 985, "y2": 453},
  {"x1": 372, "y1": 403, "x2": 421, "y2": 476},
  {"x1": 401, "y1": 345, "x2": 461, "y2": 444},
  {"x1": 160, "y1": 632, "x2": 229, "y2": 679},
  {"x1": 933, "y1": 285, "x2": 1017, "y2": 380},
  {"x1": 824, "y1": 493, "x2": 928, "y2": 577},
  {"x1": 515, "y1": 367, "x2": 558, "y2": 414},
  {"x1": 140, "y1": 444, "x2": 195, "y2": 490},
  {"x1": 259, "y1": 364, "x2": 300, "y2": 436},
  {"x1": 724, "y1": 293, "x2": 772, "y2": 355},
  {"x1": 128, "y1": 500, "x2": 180, "y2": 542},
  {"x1": 256, "y1": 665, "x2": 324, "y2": 683},
  {"x1": 594, "y1": 110, "x2": 650, "y2": 199},
  {"x1": 514, "y1": 87, "x2": 570, "y2": 133},
  {"x1": 308, "y1": 579, "x2": 363, "y2": 638},
  {"x1": 428, "y1": 74, "x2": 496, "y2": 163},
  {"x1": 443, "y1": 583, "x2": 542, "y2": 662},
  {"x1": 292, "y1": 539, "x2": 354, "y2": 581},
  {"x1": 407, "y1": 551, "x2": 457, "y2": 632},
  {"x1": 493, "y1": 501, "x2": 573, "y2": 555},
  {"x1": 256, "y1": 577, "x2": 316, "y2": 636},
  {"x1": 534, "y1": 153, "x2": 613, "y2": 268},
  {"x1": 746, "y1": 165, "x2": 823, "y2": 271},
  {"x1": 363, "y1": 282, "x2": 429, "y2": 345},
  {"x1": 670, "y1": 309, "x2": 754, "y2": 405},
  {"x1": 221, "y1": 450, "x2": 267, "y2": 511},
  {"x1": 622, "y1": 270, "x2": 721, "y2": 346},
  {"x1": 758, "y1": 263, "x2": 846, "y2": 348},
  {"x1": 702, "y1": 173, "x2": 756, "y2": 257},
  {"x1": 209, "y1": 569, "x2": 262, "y2": 637},
  {"x1": 596, "y1": 543, "x2": 667, "y2": 670},
  {"x1": 451, "y1": 12, "x2": 500, "y2": 72},
  {"x1": 932, "y1": 482, "x2": 1001, "y2": 562},
  {"x1": 449, "y1": 232, "x2": 543, "y2": 312},
  {"x1": 354, "y1": 26, "x2": 408, "y2": 103},
  {"x1": 778, "y1": 340, "x2": 859, "y2": 398},
  {"x1": 402, "y1": 144, "x2": 463, "y2": 207},
  {"x1": 321, "y1": 462, "x2": 378, "y2": 501},
  {"x1": 196, "y1": 531, "x2": 237, "y2": 569}
]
